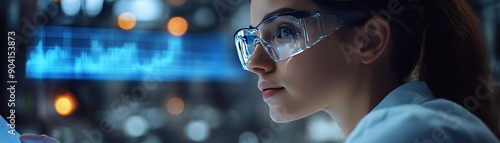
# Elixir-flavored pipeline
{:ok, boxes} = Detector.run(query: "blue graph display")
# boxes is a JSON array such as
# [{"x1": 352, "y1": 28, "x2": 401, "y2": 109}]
[{"x1": 26, "y1": 26, "x2": 244, "y2": 82}]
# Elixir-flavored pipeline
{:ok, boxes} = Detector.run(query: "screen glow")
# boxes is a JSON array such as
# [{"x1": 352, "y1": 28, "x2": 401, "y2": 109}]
[{"x1": 26, "y1": 26, "x2": 243, "y2": 82}]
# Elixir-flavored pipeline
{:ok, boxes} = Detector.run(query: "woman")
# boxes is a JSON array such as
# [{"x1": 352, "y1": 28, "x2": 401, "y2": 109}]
[{"x1": 234, "y1": 0, "x2": 500, "y2": 142}]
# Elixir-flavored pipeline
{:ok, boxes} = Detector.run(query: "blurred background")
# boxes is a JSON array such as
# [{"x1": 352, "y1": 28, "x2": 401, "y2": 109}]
[{"x1": 1, "y1": 0, "x2": 499, "y2": 143}]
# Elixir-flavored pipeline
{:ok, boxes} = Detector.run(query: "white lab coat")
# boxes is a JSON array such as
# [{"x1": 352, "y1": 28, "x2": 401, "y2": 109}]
[{"x1": 345, "y1": 81, "x2": 499, "y2": 143}]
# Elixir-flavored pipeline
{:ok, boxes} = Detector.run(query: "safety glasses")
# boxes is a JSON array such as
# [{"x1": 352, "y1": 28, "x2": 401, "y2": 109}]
[{"x1": 234, "y1": 10, "x2": 367, "y2": 70}]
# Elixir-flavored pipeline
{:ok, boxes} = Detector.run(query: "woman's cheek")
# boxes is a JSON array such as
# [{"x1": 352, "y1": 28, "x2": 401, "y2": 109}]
[{"x1": 280, "y1": 53, "x2": 343, "y2": 98}]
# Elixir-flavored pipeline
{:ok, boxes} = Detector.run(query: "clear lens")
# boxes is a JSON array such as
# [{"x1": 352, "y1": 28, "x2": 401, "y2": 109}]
[
  {"x1": 234, "y1": 30, "x2": 254, "y2": 70},
  {"x1": 260, "y1": 15, "x2": 304, "y2": 61}
]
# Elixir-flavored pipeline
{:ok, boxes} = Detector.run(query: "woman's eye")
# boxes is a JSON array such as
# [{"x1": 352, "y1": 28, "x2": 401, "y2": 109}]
[{"x1": 277, "y1": 26, "x2": 295, "y2": 39}]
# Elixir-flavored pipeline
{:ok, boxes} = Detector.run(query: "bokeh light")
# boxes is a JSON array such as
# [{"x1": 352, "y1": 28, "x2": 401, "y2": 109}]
[
  {"x1": 113, "y1": 0, "x2": 166, "y2": 22},
  {"x1": 167, "y1": 17, "x2": 188, "y2": 36},
  {"x1": 191, "y1": 105, "x2": 221, "y2": 129},
  {"x1": 123, "y1": 115, "x2": 149, "y2": 137},
  {"x1": 168, "y1": 0, "x2": 186, "y2": 6},
  {"x1": 117, "y1": 12, "x2": 136, "y2": 30},
  {"x1": 193, "y1": 7, "x2": 216, "y2": 28},
  {"x1": 143, "y1": 108, "x2": 167, "y2": 129},
  {"x1": 83, "y1": 0, "x2": 104, "y2": 17},
  {"x1": 239, "y1": 132, "x2": 258, "y2": 143},
  {"x1": 61, "y1": 0, "x2": 81, "y2": 16},
  {"x1": 166, "y1": 97, "x2": 185, "y2": 115},
  {"x1": 185, "y1": 120, "x2": 210, "y2": 142},
  {"x1": 54, "y1": 92, "x2": 78, "y2": 116},
  {"x1": 143, "y1": 135, "x2": 161, "y2": 143}
]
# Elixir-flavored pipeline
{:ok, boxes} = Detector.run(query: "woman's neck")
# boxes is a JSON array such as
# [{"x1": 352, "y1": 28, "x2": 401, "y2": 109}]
[{"x1": 322, "y1": 71, "x2": 401, "y2": 138}]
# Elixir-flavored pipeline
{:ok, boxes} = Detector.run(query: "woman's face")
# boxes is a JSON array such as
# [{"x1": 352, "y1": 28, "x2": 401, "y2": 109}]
[{"x1": 248, "y1": 0, "x2": 361, "y2": 123}]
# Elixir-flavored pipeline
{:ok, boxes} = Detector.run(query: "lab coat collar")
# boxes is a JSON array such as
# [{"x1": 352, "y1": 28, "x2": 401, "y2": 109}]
[{"x1": 372, "y1": 81, "x2": 435, "y2": 111}]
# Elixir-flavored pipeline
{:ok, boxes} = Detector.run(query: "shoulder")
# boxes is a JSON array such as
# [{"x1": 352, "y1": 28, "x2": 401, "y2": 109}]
[{"x1": 345, "y1": 100, "x2": 499, "y2": 143}]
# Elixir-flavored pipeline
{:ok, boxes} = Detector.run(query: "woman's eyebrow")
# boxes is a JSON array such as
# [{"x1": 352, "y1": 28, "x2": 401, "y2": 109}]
[{"x1": 249, "y1": 7, "x2": 300, "y2": 28}]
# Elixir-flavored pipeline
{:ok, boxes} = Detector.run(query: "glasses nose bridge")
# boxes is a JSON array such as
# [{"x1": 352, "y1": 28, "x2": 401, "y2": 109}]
[
  {"x1": 253, "y1": 37, "x2": 266, "y2": 48},
  {"x1": 252, "y1": 37, "x2": 276, "y2": 60}
]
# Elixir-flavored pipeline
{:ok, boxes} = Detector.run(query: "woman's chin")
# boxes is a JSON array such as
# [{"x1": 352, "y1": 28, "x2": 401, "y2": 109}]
[
  {"x1": 270, "y1": 113, "x2": 293, "y2": 123},
  {"x1": 269, "y1": 107, "x2": 303, "y2": 123},
  {"x1": 268, "y1": 103, "x2": 322, "y2": 123}
]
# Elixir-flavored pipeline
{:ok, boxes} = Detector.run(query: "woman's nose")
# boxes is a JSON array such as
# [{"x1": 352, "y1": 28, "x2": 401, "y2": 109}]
[{"x1": 246, "y1": 44, "x2": 276, "y2": 75}]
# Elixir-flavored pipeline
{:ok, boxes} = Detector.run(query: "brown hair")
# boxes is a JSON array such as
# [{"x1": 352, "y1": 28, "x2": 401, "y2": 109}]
[{"x1": 314, "y1": 0, "x2": 499, "y2": 138}]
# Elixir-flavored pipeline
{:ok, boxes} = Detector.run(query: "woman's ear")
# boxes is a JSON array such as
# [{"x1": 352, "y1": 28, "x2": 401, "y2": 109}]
[{"x1": 354, "y1": 16, "x2": 391, "y2": 64}]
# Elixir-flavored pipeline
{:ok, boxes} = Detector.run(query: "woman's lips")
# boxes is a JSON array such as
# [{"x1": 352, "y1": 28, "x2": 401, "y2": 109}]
[
  {"x1": 258, "y1": 82, "x2": 284, "y2": 98},
  {"x1": 262, "y1": 88, "x2": 285, "y2": 98}
]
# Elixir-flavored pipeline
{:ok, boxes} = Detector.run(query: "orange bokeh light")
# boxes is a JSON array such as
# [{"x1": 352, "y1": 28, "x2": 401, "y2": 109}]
[
  {"x1": 117, "y1": 12, "x2": 136, "y2": 30},
  {"x1": 166, "y1": 97, "x2": 185, "y2": 115},
  {"x1": 54, "y1": 92, "x2": 78, "y2": 117},
  {"x1": 167, "y1": 17, "x2": 188, "y2": 36}
]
